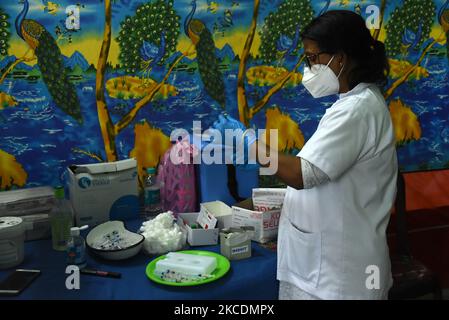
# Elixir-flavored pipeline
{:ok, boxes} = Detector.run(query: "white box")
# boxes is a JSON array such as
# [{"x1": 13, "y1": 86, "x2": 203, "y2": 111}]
[
  {"x1": 0, "y1": 187, "x2": 53, "y2": 241},
  {"x1": 0, "y1": 186, "x2": 54, "y2": 217},
  {"x1": 178, "y1": 212, "x2": 219, "y2": 246},
  {"x1": 232, "y1": 199, "x2": 282, "y2": 243},
  {"x1": 67, "y1": 158, "x2": 139, "y2": 226},
  {"x1": 252, "y1": 188, "x2": 287, "y2": 211},
  {"x1": 199, "y1": 201, "x2": 232, "y2": 230},
  {"x1": 220, "y1": 227, "x2": 254, "y2": 261}
]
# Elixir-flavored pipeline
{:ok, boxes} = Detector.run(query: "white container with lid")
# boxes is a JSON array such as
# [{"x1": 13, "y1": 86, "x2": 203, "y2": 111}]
[{"x1": 0, "y1": 217, "x2": 25, "y2": 269}]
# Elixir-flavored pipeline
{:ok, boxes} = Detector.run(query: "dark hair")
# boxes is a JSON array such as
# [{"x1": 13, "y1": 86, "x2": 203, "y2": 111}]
[{"x1": 301, "y1": 10, "x2": 389, "y2": 89}]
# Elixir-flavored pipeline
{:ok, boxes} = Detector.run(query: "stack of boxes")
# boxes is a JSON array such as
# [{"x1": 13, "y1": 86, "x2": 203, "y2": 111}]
[{"x1": 177, "y1": 188, "x2": 286, "y2": 259}]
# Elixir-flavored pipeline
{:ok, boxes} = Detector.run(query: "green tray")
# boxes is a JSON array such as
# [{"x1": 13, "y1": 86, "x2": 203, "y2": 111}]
[{"x1": 145, "y1": 250, "x2": 231, "y2": 286}]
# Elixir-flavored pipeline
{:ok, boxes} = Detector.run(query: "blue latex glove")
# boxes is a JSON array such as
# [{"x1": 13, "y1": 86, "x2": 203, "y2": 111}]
[
  {"x1": 209, "y1": 114, "x2": 258, "y2": 167},
  {"x1": 213, "y1": 114, "x2": 246, "y2": 132}
]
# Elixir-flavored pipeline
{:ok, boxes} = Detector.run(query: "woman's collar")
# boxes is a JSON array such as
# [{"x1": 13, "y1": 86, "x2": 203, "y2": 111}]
[{"x1": 339, "y1": 83, "x2": 372, "y2": 99}]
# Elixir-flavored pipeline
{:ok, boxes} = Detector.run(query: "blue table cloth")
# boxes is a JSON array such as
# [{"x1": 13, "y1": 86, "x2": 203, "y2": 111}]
[{"x1": 0, "y1": 219, "x2": 279, "y2": 300}]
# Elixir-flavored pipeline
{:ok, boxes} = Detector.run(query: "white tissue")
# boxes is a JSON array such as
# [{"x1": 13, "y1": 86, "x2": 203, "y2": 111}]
[{"x1": 140, "y1": 211, "x2": 187, "y2": 255}]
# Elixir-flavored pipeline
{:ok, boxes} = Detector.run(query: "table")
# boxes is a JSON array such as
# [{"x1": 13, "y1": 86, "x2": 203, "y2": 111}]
[{"x1": 0, "y1": 219, "x2": 279, "y2": 300}]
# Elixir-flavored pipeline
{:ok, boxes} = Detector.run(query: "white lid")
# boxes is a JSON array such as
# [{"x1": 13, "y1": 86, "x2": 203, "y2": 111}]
[
  {"x1": 70, "y1": 225, "x2": 88, "y2": 236},
  {"x1": 70, "y1": 227, "x2": 80, "y2": 236},
  {"x1": 71, "y1": 158, "x2": 136, "y2": 174},
  {"x1": 0, "y1": 217, "x2": 24, "y2": 236}
]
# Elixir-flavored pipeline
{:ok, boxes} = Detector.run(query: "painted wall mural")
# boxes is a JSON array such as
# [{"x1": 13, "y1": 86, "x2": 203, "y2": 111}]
[{"x1": 0, "y1": 0, "x2": 449, "y2": 191}]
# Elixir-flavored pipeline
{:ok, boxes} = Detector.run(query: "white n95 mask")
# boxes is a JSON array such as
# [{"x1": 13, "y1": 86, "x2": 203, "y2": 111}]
[{"x1": 302, "y1": 55, "x2": 344, "y2": 98}]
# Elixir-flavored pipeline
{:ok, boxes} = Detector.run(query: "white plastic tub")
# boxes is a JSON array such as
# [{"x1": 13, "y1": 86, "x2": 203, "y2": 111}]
[{"x1": 0, "y1": 217, "x2": 25, "y2": 269}]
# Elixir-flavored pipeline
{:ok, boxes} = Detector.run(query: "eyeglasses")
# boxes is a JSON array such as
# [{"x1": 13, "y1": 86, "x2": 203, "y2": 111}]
[{"x1": 304, "y1": 52, "x2": 328, "y2": 68}]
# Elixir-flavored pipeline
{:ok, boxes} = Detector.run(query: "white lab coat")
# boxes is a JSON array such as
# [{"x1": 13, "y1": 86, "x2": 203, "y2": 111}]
[{"x1": 277, "y1": 83, "x2": 398, "y2": 300}]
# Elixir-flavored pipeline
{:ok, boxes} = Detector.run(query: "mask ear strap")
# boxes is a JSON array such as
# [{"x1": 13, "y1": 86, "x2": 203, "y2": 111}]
[
  {"x1": 337, "y1": 63, "x2": 345, "y2": 78},
  {"x1": 326, "y1": 55, "x2": 335, "y2": 67}
]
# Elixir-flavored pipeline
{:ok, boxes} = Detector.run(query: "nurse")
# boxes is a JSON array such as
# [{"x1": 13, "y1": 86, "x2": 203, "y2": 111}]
[{"x1": 213, "y1": 10, "x2": 398, "y2": 299}]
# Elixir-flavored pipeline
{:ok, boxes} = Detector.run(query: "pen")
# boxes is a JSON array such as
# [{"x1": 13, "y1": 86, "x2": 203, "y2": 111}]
[{"x1": 80, "y1": 269, "x2": 121, "y2": 279}]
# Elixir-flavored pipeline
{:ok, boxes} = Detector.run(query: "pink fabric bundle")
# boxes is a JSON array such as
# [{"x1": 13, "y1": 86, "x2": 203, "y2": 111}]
[{"x1": 157, "y1": 140, "x2": 198, "y2": 215}]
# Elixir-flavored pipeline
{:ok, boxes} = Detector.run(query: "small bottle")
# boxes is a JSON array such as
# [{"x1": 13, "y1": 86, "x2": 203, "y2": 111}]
[
  {"x1": 50, "y1": 186, "x2": 74, "y2": 251},
  {"x1": 144, "y1": 167, "x2": 162, "y2": 218},
  {"x1": 67, "y1": 225, "x2": 89, "y2": 269}
]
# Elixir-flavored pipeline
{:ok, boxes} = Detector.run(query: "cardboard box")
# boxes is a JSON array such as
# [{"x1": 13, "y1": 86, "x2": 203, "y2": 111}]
[
  {"x1": 178, "y1": 212, "x2": 219, "y2": 246},
  {"x1": 220, "y1": 227, "x2": 255, "y2": 260},
  {"x1": 199, "y1": 201, "x2": 232, "y2": 230},
  {"x1": 232, "y1": 199, "x2": 282, "y2": 243},
  {"x1": 67, "y1": 158, "x2": 139, "y2": 226},
  {"x1": 252, "y1": 188, "x2": 287, "y2": 211}
]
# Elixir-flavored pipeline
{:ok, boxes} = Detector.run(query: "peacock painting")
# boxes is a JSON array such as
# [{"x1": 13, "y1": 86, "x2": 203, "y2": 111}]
[
  {"x1": 140, "y1": 31, "x2": 167, "y2": 81},
  {"x1": 185, "y1": 0, "x2": 226, "y2": 110},
  {"x1": 15, "y1": 0, "x2": 82, "y2": 123}
]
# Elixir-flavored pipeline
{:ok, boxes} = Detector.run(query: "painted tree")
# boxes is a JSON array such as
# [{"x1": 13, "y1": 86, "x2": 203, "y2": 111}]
[
  {"x1": 0, "y1": 9, "x2": 10, "y2": 57},
  {"x1": 0, "y1": 149, "x2": 27, "y2": 190},
  {"x1": 0, "y1": 8, "x2": 20, "y2": 85},
  {"x1": 96, "y1": 0, "x2": 189, "y2": 179},
  {"x1": 259, "y1": 0, "x2": 314, "y2": 63},
  {"x1": 382, "y1": 0, "x2": 444, "y2": 100},
  {"x1": 377, "y1": 0, "x2": 447, "y2": 149},
  {"x1": 373, "y1": 0, "x2": 387, "y2": 41},
  {"x1": 237, "y1": 0, "x2": 310, "y2": 126},
  {"x1": 384, "y1": 0, "x2": 435, "y2": 57},
  {"x1": 117, "y1": 0, "x2": 180, "y2": 74},
  {"x1": 0, "y1": 9, "x2": 11, "y2": 85}
]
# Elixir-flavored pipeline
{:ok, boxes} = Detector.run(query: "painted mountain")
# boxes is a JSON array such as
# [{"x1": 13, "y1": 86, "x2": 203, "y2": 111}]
[
  {"x1": 0, "y1": 55, "x2": 33, "y2": 71},
  {"x1": 169, "y1": 44, "x2": 236, "y2": 66},
  {"x1": 63, "y1": 51, "x2": 90, "y2": 72},
  {"x1": 0, "y1": 50, "x2": 90, "y2": 74},
  {"x1": 216, "y1": 44, "x2": 236, "y2": 62}
]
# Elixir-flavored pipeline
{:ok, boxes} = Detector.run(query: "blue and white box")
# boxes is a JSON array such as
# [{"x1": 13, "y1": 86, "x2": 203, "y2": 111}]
[{"x1": 67, "y1": 158, "x2": 139, "y2": 226}]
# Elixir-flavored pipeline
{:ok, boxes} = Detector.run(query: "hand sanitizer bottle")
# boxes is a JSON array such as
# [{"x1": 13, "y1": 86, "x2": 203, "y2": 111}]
[
  {"x1": 144, "y1": 167, "x2": 162, "y2": 219},
  {"x1": 50, "y1": 186, "x2": 74, "y2": 251},
  {"x1": 67, "y1": 225, "x2": 88, "y2": 269}
]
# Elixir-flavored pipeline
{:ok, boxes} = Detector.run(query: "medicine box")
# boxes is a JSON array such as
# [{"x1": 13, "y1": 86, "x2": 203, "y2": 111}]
[
  {"x1": 67, "y1": 158, "x2": 139, "y2": 226},
  {"x1": 178, "y1": 212, "x2": 219, "y2": 246},
  {"x1": 231, "y1": 198, "x2": 282, "y2": 244},
  {"x1": 220, "y1": 227, "x2": 254, "y2": 261},
  {"x1": 199, "y1": 201, "x2": 233, "y2": 230}
]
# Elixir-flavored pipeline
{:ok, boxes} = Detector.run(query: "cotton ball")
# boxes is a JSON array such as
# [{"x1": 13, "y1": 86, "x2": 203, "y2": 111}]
[{"x1": 140, "y1": 211, "x2": 186, "y2": 255}]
